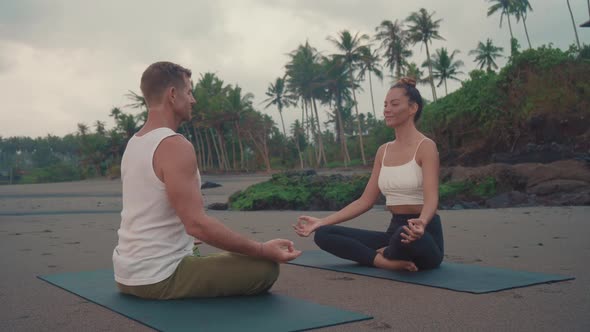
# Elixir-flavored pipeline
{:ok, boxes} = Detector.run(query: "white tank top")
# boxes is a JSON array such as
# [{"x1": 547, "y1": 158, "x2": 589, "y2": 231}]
[
  {"x1": 377, "y1": 138, "x2": 428, "y2": 206},
  {"x1": 113, "y1": 127, "x2": 197, "y2": 286}
]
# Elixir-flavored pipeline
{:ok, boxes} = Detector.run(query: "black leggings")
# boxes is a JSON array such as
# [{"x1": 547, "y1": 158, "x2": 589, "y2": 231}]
[{"x1": 314, "y1": 214, "x2": 444, "y2": 270}]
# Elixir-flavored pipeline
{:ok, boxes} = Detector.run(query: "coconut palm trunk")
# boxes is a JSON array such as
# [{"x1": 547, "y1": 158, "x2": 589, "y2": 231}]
[
  {"x1": 312, "y1": 98, "x2": 327, "y2": 167},
  {"x1": 567, "y1": 0, "x2": 582, "y2": 49},
  {"x1": 349, "y1": 71, "x2": 367, "y2": 165},
  {"x1": 368, "y1": 71, "x2": 376, "y2": 118},
  {"x1": 425, "y1": 43, "x2": 438, "y2": 101}
]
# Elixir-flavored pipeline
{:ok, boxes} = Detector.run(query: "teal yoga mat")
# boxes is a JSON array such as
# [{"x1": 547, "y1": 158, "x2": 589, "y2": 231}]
[
  {"x1": 38, "y1": 269, "x2": 371, "y2": 332},
  {"x1": 289, "y1": 250, "x2": 574, "y2": 294}
]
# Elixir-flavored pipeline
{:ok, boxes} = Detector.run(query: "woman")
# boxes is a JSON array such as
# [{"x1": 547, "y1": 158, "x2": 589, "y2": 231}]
[{"x1": 293, "y1": 78, "x2": 443, "y2": 272}]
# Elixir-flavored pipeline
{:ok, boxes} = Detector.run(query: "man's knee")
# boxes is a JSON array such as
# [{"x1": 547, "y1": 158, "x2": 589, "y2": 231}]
[{"x1": 264, "y1": 259, "x2": 280, "y2": 283}]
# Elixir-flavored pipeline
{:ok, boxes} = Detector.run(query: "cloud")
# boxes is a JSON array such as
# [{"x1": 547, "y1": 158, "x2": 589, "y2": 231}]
[{"x1": 0, "y1": 0, "x2": 588, "y2": 137}]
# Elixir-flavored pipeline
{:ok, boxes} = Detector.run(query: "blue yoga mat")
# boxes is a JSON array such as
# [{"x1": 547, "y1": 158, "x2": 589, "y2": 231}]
[
  {"x1": 38, "y1": 269, "x2": 371, "y2": 332},
  {"x1": 288, "y1": 250, "x2": 574, "y2": 294}
]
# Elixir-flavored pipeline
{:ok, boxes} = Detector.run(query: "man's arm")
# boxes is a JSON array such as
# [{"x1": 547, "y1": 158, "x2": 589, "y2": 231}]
[{"x1": 155, "y1": 136, "x2": 299, "y2": 262}]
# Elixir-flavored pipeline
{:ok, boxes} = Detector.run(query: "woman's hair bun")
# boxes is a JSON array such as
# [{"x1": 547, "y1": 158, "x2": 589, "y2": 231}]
[{"x1": 397, "y1": 77, "x2": 416, "y2": 88}]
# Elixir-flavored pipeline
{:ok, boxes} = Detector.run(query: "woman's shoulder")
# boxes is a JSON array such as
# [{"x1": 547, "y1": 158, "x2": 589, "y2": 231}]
[{"x1": 416, "y1": 136, "x2": 438, "y2": 160}]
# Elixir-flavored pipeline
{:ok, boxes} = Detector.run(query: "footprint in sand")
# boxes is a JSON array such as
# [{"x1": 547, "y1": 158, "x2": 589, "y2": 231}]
[
  {"x1": 513, "y1": 246, "x2": 519, "y2": 249},
  {"x1": 512, "y1": 293, "x2": 524, "y2": 299},
  {"x1": 512, "y1": 255, "x2": 519, "y2": 258},
  {"x1": 65, "y1": 241, "x2": 80, "y2": 245}
]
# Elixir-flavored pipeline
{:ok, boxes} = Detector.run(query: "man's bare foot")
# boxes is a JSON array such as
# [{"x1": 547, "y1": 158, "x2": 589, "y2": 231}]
[{"x1": 373, "y1": 253, "x2": 418, "y2": 272}]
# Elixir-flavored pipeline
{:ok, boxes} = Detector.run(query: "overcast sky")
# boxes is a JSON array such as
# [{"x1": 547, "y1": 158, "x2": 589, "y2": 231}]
[{"x1": 1, "y1": 0, "x2": 589, "y2": 138}]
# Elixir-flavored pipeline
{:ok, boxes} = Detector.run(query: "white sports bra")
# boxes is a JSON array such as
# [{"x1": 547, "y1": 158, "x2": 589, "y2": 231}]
[{"x1": 377, "y1": 138, "x2": 428, "y2": 206}]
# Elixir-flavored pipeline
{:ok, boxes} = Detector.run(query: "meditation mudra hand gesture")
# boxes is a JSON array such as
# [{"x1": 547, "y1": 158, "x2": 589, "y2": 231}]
[
  {"x1": 293, "y1": 216, "x2": 323, "y2": 237},
  {"x1": 401, "y1": 218, "x2": 425, "y2": 244},
  {"x1": 262, "y1": 239, "x2": 302, "y2": 263}
]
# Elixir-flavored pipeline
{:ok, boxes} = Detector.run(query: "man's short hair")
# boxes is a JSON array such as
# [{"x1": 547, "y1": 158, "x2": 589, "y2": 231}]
[{"x1": 140, "y1": 61, "x2": 192, "y2": 105}]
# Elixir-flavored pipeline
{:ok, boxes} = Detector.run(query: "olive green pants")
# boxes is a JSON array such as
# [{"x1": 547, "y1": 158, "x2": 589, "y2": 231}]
[{"x1": 117, "y1": 252, "x2": 279, "y2": 299}]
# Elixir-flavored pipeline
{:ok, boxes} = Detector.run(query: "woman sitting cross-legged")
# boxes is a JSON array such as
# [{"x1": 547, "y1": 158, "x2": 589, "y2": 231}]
[{"x1": 293, "y1": 78, "x2": 443, "y2": 272}]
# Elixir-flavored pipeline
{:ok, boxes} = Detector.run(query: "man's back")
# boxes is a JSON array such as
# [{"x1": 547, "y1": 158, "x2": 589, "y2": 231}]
[{"x1": 113, "y1": 127, "x2": 193, "y2": 286}]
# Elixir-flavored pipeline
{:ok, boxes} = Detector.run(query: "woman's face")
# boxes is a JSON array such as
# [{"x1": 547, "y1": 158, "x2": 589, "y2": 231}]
[{"x1": 383, "y1": 88, "x2": 416, "y2": 128}]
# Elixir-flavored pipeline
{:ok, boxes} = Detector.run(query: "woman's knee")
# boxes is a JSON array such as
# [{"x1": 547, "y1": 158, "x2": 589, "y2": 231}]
[{"x1": 313, "y1": 225, "x2": 335, "y2": 246}]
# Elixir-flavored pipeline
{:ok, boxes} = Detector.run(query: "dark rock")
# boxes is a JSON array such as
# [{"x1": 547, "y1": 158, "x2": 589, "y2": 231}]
[
  {"x1": 485, "y1": 191, "x2": 531, "y2": 208},
  {"x1": 201, "y1": 181, "x2": 222, "y2": 189},
  {"x1": 207, "y1": 202, "x2": 228, "y2": 210},
  {"x1": 527, "y1": 180, "x2": 588, "y2": 196},
  {"x1": 451, "y1": 204, "x2": 465, "y2": 210}
]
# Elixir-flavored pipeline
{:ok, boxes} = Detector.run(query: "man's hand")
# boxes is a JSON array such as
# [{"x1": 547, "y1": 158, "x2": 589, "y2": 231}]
[
  {"x1": 400, "y1": 218, "x2": 426, "y2": 244},
  {"x1": 293, "y1": 216, "x2": 323, "y2": 237},
  {"x1": 261, "y1": 239, "x2": 302, "y2": 263}
]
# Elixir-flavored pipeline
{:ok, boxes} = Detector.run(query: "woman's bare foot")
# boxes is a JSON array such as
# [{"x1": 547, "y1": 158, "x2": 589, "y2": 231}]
[{"x1": 373, "y1": 253, "x2": 418, "y2": 272}]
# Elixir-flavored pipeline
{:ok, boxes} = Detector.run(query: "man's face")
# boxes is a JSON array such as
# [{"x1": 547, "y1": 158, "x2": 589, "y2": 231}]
[{"x1": 173, "y1": 75, "x2": 196, "y2": 122}]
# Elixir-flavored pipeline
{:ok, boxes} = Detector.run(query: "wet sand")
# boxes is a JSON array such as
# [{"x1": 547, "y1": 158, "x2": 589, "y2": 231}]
[{"x1": 0, "y1": 174, "x2": 588, "y2": 331}]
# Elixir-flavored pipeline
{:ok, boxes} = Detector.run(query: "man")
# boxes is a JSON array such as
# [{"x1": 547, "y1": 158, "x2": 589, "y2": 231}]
[{"x1": 113, "y1": 61, "x2": 301, "y2": 299}]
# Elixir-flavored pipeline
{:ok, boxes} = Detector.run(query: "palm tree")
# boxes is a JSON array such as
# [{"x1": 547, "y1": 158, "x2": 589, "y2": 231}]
[
  {"x1": 404, "y1": 62, "x2": 427, "y2": 85},
  {"x1": 567, "y1": 0, "x2": 582, "y2": 49},
  {"x1": 374, "y1": 20, "x2": 413, "y2": 80},
  {"x1": 357, "y1": 46, "x2": 383, "y2": 118},
  {"x1": 262, "y1": 77, "x2": 294, "y2": 136},
  {"x1": 94, "y1": 121, "x2": 106, "y2": 136},
  {"x1": 125, "y1": 90, "x2": 148, "y2": 125},
  {"x1": 406, "y1": 8, "x2": 445, "y2": 102},
  {"x1": 290, "y1": 120, "x2": 306, "y2": 169},
  {"x1": 320, "y1": 56, "x2": 352, "y2": 167},
  {"x1": 487, "y1": 0, "x2": 517, "y2": 53},
  {"x1": 513, "y1": 0, "x2": 533, "y2": 49},
  {"x1": 226, "y1": 84, "x2": 254, "y2": 170},
  {"x1": 285, "y1": 41, "x2": 327, "y2": 167},
  {"x1": 426, "y1": 48, "x2": 464, "y2": 96},
  {"x1": 469, "y1": 39, "x2": 505, "y2": 72},
  {"x1": 77, "y1": 123, "x2": 89, "y2": 137},
  {"x1": 327, "y1": 30, "x2": 370, "y2": 165}
]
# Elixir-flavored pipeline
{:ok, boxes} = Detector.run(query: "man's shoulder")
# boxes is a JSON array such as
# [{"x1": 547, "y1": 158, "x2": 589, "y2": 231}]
[{"x1": 159, "y1": 134, "x2": 193, "y2": 151}]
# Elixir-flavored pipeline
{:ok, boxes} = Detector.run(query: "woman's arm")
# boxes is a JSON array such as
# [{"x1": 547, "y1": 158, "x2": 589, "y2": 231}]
[
  {"x1": 294, "y1": 144, "x2": 386, "y2": 236},
  {"x1": 417, "y1": 139, "x2": 440, "y2": 225},
  {"x1": 400, "y1": 138, "x2": 440, "y2": 244}
]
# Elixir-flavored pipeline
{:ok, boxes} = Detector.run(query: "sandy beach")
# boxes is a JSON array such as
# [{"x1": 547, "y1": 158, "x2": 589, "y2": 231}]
[{"x1": 0, "y1": 174, "x2": 589, "y2": 331}]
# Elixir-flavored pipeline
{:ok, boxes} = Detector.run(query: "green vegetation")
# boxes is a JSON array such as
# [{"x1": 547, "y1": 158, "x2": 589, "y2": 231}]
[
  {"x1": 229, "y1": 172, "x2": 370, "y2": 211},
  {"x1": 439, "y1": 177, "x2": 497, "y2": 202},
  {"x1": 229, "y1": 172, "x2": 500, "y2": 211}
]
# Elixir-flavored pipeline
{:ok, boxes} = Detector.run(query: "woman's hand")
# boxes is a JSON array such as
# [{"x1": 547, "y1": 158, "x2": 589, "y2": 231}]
[
  {"x1": 293, "y1": 216, "x2": 323, "y2": 237},
  {"x1": 401, "y1": 218, "x2": 426, "y2": 244}
]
